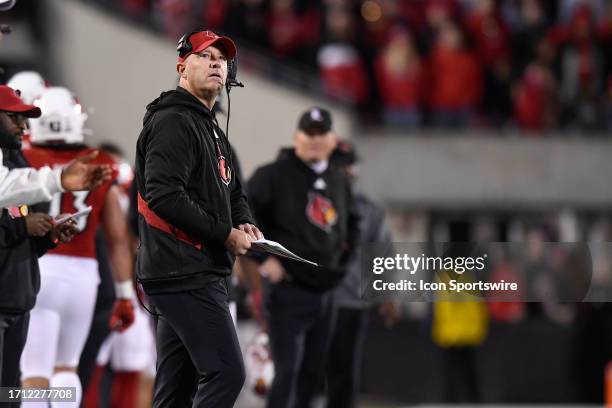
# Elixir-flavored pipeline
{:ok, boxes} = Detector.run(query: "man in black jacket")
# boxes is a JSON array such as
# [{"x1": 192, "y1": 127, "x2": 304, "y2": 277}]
[
  {"x1": 247, "y1": 107, "x2": 359, "y2": 408},
  {"x1": 134, "y1": 30, "x2": 261, "y2": 407},
  {"x1": 0, "y1": 99, "x2": 78, "y2": 396},
  {"x1": 327, "y1": 142, "x2": 400, "y2": 408}
]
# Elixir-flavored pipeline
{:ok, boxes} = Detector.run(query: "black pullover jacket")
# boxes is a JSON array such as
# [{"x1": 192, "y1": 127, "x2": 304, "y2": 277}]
[
  {"x1": 247, "y1": 148, "x2": 359, "y2": 292},
  {"x1": 135, "y1": 87, "x2": 253, "y2": 294}
]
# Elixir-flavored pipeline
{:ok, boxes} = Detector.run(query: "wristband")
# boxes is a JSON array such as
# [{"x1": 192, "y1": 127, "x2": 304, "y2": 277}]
[
  {"x1": 55, "y1": 168, "x2": 66, "y2": 193},
  {"x1": 114, "y1": 280, "x2": 135, "y2": 299}
]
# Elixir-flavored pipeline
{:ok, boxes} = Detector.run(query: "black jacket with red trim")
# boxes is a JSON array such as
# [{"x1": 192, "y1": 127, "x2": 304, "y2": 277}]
[
  {"x1": 134, "y1": 87, "x2": 253, "y2": 294},
  {"x1": 247, "y1": 148, "x2": 359, "y2": 292}
]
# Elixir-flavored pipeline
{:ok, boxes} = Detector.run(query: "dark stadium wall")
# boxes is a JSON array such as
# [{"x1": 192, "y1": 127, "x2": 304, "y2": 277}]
[{"x1": 355, "y1": 135, "x2": 612, "y2": 209}]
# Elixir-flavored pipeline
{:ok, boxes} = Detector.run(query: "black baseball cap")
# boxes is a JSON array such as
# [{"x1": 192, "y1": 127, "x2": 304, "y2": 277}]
[{"x1": 297, "y1": 107, "x2": 332, "y2": 134}]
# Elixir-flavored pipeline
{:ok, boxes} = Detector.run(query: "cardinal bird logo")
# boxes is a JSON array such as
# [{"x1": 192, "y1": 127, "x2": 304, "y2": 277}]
[
  {"x1": 213, "y1": 132, "x2": 232, "y2": 187},
  {"x1": 218, "y1": 154, "x2": 232, "y2": 186},
  {"x1": 306, "y1": 192, "x2": 337, "y2": 232}
]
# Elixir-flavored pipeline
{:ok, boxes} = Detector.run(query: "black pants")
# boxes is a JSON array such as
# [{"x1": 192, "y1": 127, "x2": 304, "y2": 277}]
[
  {"x1": 148, "y1": 278, "x2": 245, "y2": 408},
  {"x1": 0, "y1": 312, "x2": 29, "y2": 406},
  {"x1": 327, "y1": 307, "x2": 369, "y2": 408},
  {"x1": 443, "y1": 346, "x2": 480, "y2": 403},
  {"x1": 265, "y1": 283, "x2": 335, "y2": 408}
]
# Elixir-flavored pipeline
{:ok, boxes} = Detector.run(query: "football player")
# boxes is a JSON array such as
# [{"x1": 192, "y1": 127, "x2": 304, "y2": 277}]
[
  {"x1": 84, "y1": 144, "x2": 155, "y2": 408},
  {"x1": 19, "y1": 87, "x2": 135, "y2": 407}
]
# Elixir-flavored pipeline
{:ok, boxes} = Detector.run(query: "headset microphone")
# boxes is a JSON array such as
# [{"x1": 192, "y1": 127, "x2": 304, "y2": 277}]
[
  {"x1": 225, "y1": 58, "x2": 244, "y2": 93},
  {"x1": 226, "y1": 79, "x2": 244, "y2": 90}
]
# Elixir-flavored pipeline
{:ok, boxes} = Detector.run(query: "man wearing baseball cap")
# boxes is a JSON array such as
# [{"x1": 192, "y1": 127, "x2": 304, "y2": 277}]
[
  {"x1": 135, "y1": 31, "x2": 260, "y2": 407},
  {"x1": 327, "y1": 141, "x2": 400, "y2": 408},
  {"x1": 0, "y1": 85, "x2": 111, "y2": 208},
  {"x1": 247, "y1": 107, "x2": 359, "y2": 408},
  {"x1": 0, "y1": 84, "x2": 81, "y2": 397}
]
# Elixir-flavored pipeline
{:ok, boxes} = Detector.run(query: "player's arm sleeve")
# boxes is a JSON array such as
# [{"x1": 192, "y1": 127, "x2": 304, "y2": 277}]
[
  {"x1": 103, "y1": 185, "x2": 134, "y2": 283},
  {"x1": 0, "y1": 150, "x2": 64, "y2": 208},
  {"x1": 144, "y1": 113, "x2": 232, "y2": 245},
  {"x1": 0, "y1": 214, "x2": 28, "y2": 248}
]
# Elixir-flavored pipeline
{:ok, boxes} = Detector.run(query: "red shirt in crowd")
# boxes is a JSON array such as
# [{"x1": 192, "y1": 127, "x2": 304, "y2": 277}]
[
  {"x1": 202, "y1": 0, "x2": 228, "y2": 30},
  {"x1": 375, "y1": 53, "x2": 425, "y2": 110},
  {"x1": 465, "y1": 9, "x2": 511, "y2": 66},
  {"x1": 318, "y1": 44, "x2": 369, "y2": 104},
  {"x1": 267, "y1": 3, "x2": 303, "y2": 56},
  {"x1": 428, "y1": 46, "x2": 482, "y2": 110},
  {"x1": 513, "y1": 64, "x2": 556, "y2": 131}
]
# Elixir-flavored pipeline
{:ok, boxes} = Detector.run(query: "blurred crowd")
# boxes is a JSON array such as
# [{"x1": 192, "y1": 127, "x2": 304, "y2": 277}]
[{"x1": 89, "y1": 0, "x2": 612, "y2": 132}]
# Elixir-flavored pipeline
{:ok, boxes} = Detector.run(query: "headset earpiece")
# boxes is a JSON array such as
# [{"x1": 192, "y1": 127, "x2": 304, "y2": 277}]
[
  {"x1": 177, "y1": 31, "x2": 199, "y2": 58},
  {"x1": 228, "y1": 59, "x2": 237, "y2": 82},
  {"x1": 225, "y1": 58, "x2": 244, "y2": 93}
]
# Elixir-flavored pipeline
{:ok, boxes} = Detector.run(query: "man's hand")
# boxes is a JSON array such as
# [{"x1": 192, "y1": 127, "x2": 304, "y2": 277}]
[
  {"x1": 109, "y1": 299, "x2": 135, "y2": 332},
  {"x1": 238, "y1": 223, "x2": 264, "y2": 241},
  {"x1": 25, "y1": 213, "x2": 54, "y2": 237},
  {"x1": 225, "y1": 228, "x2": 252, "y2": 255},
  {"x1": 259, "y1": 256, "x2": 286, "y2": 284},
  {"x1": 49, "y1": 216, "x2": 79, "y2": 244},
  {"x1": 61, "y1": 150, "x2": 112, "y2": 191}
]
